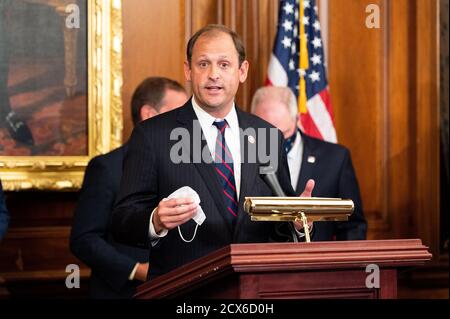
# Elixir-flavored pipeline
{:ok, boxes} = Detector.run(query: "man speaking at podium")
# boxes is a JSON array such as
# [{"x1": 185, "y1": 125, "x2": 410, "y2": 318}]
[{"x1": 112, "y1": 25, "x2": 314, "y2": 279}]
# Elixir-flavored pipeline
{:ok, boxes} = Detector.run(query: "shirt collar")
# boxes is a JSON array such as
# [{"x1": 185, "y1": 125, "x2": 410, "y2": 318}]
[
  {"x1": 191, "y1": 96, "x2": 239, "y2": 134},
  {"x1": 287, "y1": 129, "x2": 302, "y2": 158}
]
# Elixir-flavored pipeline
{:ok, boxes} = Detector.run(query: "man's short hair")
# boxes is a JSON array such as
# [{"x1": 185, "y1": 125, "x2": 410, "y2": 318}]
[
  {"x1": 131, "y1": 77, "x2": 185, "y2": 126},
  {"x1": 251, "y1": 86, "x2": 298, "y2": 120},
  {"x1": 186, "y1": 24, "x2": 246, "y2": 67}
]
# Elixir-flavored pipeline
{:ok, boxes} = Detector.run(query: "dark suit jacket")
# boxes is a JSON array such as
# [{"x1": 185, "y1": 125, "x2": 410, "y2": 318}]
[
  {"x1": 70, "y1": 145, "x2": 148, "y2": 298},
  {"x1": 112, "y1": 101, "x2": 296, "y2": 279},
  {"x1": 0, "y1": 180, "x2": 9, "y2": 241},
  {"x1": 295, "y1": 132, "x2": 367, "y2": 241}
]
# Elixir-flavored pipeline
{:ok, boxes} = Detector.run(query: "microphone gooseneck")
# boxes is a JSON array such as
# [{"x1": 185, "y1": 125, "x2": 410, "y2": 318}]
[{"x1": 259, "y1": 165, "x2": 298, "y2": 243}]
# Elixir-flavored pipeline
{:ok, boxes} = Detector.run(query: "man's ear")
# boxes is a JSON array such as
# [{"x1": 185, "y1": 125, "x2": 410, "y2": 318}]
[
  {"x1": 184, "y1": 61, "x2": 192, "y2": 82},
  {"x1": 239, "y1": 60, "x2": 249, "y2": 83},
  {"x1": 140, "y1": 105, "x2": 158, "y2": 121}
]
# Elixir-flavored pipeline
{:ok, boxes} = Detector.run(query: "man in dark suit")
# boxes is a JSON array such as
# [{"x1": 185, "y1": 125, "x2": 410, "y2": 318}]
[
  {"x1": 0, "y1": 179, "x2": 9, "y2": 241},
  {"x1": 70, "y1": 77, "x2": 188, "y2": 298},
  {"x1": 112, "y1": 25, "x2": 315, "y2": 280},
  {"x1": 251, "y1": 86, "x2": 367, "y2": 240}
]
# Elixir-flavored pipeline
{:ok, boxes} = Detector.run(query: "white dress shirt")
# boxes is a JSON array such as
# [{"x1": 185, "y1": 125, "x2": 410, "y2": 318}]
[
  {"x1": 149, "y1": 97, "x2": 242, "y2": 242},
  {"x1": 286, "y1": 131, "x2": 313, "y2": 239},
  {"x1": 191, "y1": 96, "x2": 242, "y2": 198},
  {"x1": 287, "y1": 130, "x2": 303, "y2": 191}
]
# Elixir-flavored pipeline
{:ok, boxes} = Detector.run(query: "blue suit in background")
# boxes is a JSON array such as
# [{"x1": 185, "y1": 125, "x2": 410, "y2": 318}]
[{"x1": 70, "y1": 145, "x2": 148, "y2": 298}]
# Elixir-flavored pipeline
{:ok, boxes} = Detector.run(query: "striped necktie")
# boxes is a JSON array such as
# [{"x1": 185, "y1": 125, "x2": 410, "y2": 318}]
[{"x1": 212, "y1": 120, "x2": 238, "y2": 223}]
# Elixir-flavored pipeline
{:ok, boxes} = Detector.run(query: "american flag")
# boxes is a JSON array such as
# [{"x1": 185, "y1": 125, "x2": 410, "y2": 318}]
[{"x1": 266, "y1": 0, "x2": 337, "y2": 142}]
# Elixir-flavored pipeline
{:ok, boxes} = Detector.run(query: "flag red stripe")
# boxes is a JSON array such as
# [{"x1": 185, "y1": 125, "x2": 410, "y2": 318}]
[
  {"x1": 300, "y1": 112, "x2": 324, "y2": 140},
  {"x1": 319, "y1": 89, "x2": 334, "y2": 121}
]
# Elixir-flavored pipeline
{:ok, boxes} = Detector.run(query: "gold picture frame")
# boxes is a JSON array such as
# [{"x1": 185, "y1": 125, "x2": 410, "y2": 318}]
[{"x1": 0, "y1": 0, "x2": 123, "y2": 191}]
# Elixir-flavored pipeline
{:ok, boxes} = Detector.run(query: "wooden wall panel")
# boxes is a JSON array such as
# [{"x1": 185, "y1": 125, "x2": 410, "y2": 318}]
[
  {"x1": 328, "y1": 0, "x2": 440, "y2": 258},
  {"x1": 328, "y1": 0, "x2": 388, "y2": 237},
  {"x1": 0, "y1": 227, "x2": 79, "y2": 273},
  {"x1": 414, "y1": 0, "x2": 440, "y2": 258},
  {"x1": 190, "y1": 0, "x2": 219, "y2": 31},
  {"x1": 218, "y1": 0, "x2": 279, "y2": 110},
  {"x1": 122, "y1": 0, "x2": 279, "y2": 140},
  {"x1": 0, "y1": 193, "x2": 89, "y2": 297},
  {"x1": 122, "y1": 0, "x2": 186, "y2": 139}
]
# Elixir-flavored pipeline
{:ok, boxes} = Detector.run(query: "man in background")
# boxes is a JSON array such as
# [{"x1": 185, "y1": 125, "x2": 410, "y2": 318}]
[
  {"x1": 70, "y1": 77, "x2": 188, "y2": 298},
  {"x1": 252, "y1": 86, "x2": 367, "y2": 240}
]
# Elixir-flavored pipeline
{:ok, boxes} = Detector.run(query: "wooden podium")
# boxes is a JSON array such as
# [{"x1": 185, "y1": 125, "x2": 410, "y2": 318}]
[{"x1": 135, "y1": 239, "x2": 431, "y2": 299}]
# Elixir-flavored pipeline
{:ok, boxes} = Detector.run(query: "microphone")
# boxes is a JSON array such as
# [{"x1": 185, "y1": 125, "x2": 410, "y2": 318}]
[
  {"x1": 259, "y1": 165, "x2": 298, "y2": 242},
  {"x1": 259, "y1": 165, "x2": 286, "y2": 197}
]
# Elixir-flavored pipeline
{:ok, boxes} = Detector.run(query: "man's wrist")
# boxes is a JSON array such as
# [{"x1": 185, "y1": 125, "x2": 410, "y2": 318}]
[
  {"x1": 152, "y1": 208, "x2": 163, "y2": 234},
  {"x1": 149, "y1": 208, "x2": 168, "y2": 241},
  {"x1": 133, "y1": 263, "x2": 149, "y2": 282}
]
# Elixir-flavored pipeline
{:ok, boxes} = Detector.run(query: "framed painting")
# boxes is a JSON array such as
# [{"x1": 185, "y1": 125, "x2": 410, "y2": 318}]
[{"x1": 0, "y1": 0, "x2": 123, "y2": 190}]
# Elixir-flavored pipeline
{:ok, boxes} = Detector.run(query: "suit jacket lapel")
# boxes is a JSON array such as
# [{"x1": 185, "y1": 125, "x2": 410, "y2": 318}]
[
  {"x1": 296, "y1": 132, "x2": 316, "y2": 194},
  {"x1": 176, "y1": 101, "x2": 232, "y2": 233},
  {"x1": 234, "y1": 109, "x2": 259, "y2": 238}
]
